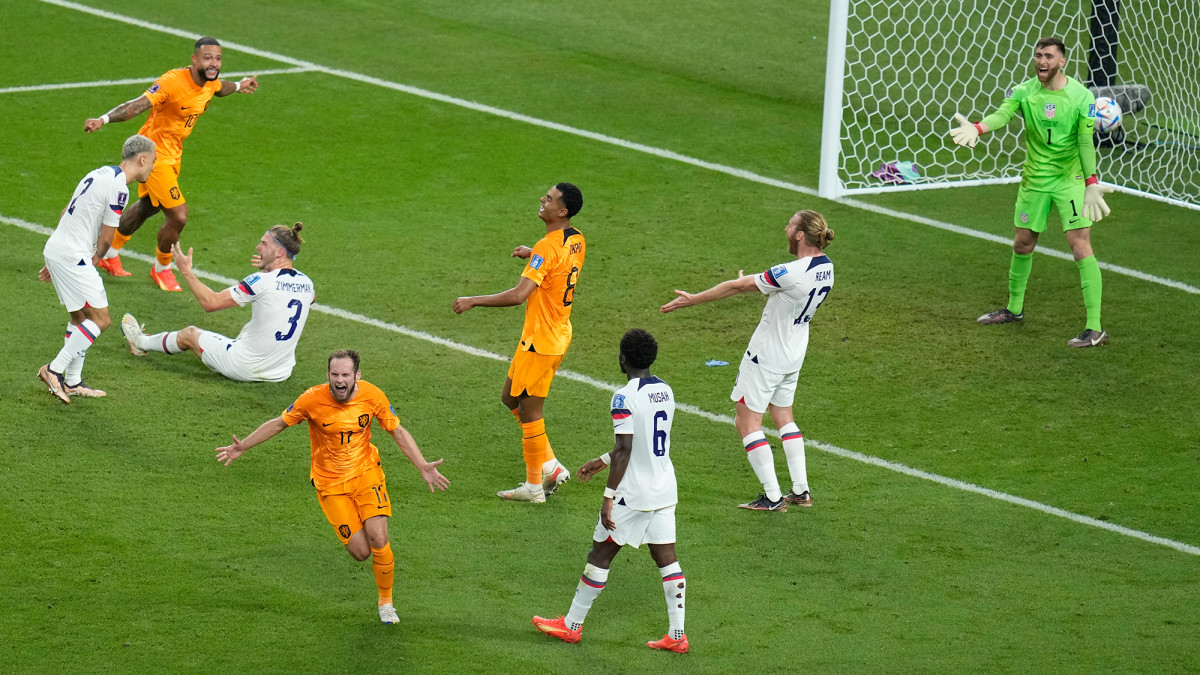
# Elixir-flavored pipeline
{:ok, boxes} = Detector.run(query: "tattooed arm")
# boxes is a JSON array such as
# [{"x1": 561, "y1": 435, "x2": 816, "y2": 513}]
[{"x1": 84, "y1": 95, "x2": 152, "y2": 133}]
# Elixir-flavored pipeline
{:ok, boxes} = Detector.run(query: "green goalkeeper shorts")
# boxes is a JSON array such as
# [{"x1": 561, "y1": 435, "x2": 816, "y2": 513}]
[{"x1": 1013, "y1": 182, "x2": 1091, "y2": 233}]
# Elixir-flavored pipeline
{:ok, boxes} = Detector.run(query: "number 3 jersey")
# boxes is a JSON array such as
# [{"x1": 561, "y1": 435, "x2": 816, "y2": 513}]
[
  {"x1": 226, "y1": 267, "x2": 315, "y2": 381},
  {"x1": 748, "y1": 255, "x2": 835, "y2": 374},
  {"x1": 611, "y1": 376, "x2": 677, "y2": 511}
]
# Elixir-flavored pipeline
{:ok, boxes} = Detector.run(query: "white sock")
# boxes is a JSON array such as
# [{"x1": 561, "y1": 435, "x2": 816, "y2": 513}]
[
  {"x1": 565, "y1": 563, "x2": 608, "y2": 629},
  {"x1": 102, "y1": 248, "x2": 119, "y2": 259},
  {"x1": 144, "y1": 331, "x2": 181, "y2": 354},
  {"x1": 742, "y1": 431, "x2": 781, "y2": 501},
  {"x1": 780, "y1": 422, "x2": 809, "y2": 494},
  {"x1": 659, "y1": 562, "x2": 686, "y2": 639},
  {"x1": 51, "y1": 319, "x2": 101, "y2": 374},
  {"x1": 63, "y1": 323, "x2": 84, "y2": 386}
]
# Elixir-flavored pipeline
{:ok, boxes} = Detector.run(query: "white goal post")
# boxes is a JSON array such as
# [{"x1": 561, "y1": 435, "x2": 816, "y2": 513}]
[{"x1": 818, "y1": 0, "x2": 1200, "y2": 211}]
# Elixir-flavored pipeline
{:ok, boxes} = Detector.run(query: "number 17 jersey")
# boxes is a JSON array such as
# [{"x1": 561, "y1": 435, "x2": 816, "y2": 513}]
[
  {"x1": 748, "y1": 254, "x2": 834, "y2": 374},
  {"x1": 611, "y1": 376, "x2": 676, "y2": 511}
]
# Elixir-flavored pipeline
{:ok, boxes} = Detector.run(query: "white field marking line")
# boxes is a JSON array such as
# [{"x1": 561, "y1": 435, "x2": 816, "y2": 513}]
[
  {"x1": 0, "y1": 67, "x2": 314, "y2": 95},
  {"x1": 37, "y1": 0, "x2": 1200, "y2": 297},
  {"x1": 6, "y1": 212, "x2": 1198, "y2": 558}
]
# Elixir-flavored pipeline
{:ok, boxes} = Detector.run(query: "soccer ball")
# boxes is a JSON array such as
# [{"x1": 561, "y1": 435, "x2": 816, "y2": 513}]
[{"x1": 1094, "y1": 97, "x2": 1122, "y2": 133}]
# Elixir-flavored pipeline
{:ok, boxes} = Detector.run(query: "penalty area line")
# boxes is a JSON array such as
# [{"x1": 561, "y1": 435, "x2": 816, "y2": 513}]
[
  {"x1": 3, "y1": 212, "x2": 1197, "y2": 558},
  {"x1": 34, "y1": 0, "x2": 1200, "y2": 297}
]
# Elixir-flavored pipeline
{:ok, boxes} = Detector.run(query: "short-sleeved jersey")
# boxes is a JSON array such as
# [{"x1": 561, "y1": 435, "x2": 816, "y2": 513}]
[
  {"x1": 44, "y1": 166, "x2": 128, "y2": 262},
  {"x1": 281, "y1": 380, "x2": 401, "y2": 489},
  {"x1": 982, "y1": 76, "x2": 1097, "y2": 192},
  {"x1": 226, "y1": 268, "x2": 315, "y2": 381},
  {"x1": 746, "y1": 254, "x2": 835, "y2": 374},
  {"x1": 138, "y1": 68, "x2": 222, "y2": 162},
  {"x1": 518, "y1": 227, "x2": 585, "y2": 356},
  {"x1": 611, "y1": 376, "x2": 677, "y2": 511}
]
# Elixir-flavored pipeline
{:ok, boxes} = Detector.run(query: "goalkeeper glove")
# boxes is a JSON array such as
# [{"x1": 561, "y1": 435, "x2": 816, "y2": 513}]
[
  {"x1": 1083, "y1": 176, "x2": 1114, "y2": 223},
  {"x1": 949, "y1": 113, "x2": 983, "y2": 148}
]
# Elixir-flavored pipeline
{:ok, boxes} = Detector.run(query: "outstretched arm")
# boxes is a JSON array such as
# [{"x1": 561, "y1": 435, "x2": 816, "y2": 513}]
[
  {"x1": 388, "y1": 424, "x2": 450, "y2": 492},
  {"x1": 216, "y1": 75, "x2": 259, "y2": 97},
  {"x1": 453, "y1": 276, "x2": 537, "y2": 314},
  {"x1": 660, "y1": 270, "x2": 757, "y2": 313},
  {"x1": 172, "y1": 243, "x2": 238, "y2": 312},
  {"x1": 84, "y1": 95, "x2": 152, "y2": 133},
  {"x1": 216, "y1": 417, "x2": 289, "y2": 466}
]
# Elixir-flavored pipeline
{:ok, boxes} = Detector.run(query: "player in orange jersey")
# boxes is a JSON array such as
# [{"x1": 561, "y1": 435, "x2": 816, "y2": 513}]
[
  {"x1": 215, "y1": 349, "x2": 449, "y2": 625},
  {"x1": 84, "y1": 36, "x2": 258, "y2": 291},
  {"x1": 453, "y1": 183, "x2": 585, "y2": 503}
]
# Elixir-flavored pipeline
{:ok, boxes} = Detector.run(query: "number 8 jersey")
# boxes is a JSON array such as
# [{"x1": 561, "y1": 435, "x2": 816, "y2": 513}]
[
  {"x1": 227, "y1": 267, "x2": 315, "y2": 381},
  {"x1": 747, "y1": 254, "x2": 834, "y2": 374},
  {"x1": 611, "y1": 376, "x2": 676, "y2": 511}
]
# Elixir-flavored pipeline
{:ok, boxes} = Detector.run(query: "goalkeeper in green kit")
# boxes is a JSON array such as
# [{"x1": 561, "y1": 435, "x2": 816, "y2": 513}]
[{"x1": 950, "y1": 36, "x2": 1114, "y2": 348}]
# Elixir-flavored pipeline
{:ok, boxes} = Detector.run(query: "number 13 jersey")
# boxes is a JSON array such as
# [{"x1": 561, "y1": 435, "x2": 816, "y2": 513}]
[
  {"x1": 611, "y1": 376, "x2": 676, "y2": 511},
  {"x1": 748, "y1": 255, "x2": 834, "y2": 375},
  {"x1": 227, "y1": 267, "x2": 315, "y2": 382}
]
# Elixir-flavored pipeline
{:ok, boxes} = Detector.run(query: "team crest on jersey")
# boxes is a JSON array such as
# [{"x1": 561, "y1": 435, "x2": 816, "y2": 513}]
[
  {"x1": 1020, "y1": 213, "x2": 1029, "y2": 223},
  {"x1": 147, "y1": 83, "x2": 160, "y2": 94},
  {"x1": 358, "y1": 414, "x2": 370, "y2": 428},
  {"x1": 1044, "y1": 103, "x2": 1056, "y2": 119},
  {"x1": 611, "y1": 393, "x2": 626, "y2": 409},
  {"x1": 529, "y1": 254, "x2": 544, "y2": 270}
]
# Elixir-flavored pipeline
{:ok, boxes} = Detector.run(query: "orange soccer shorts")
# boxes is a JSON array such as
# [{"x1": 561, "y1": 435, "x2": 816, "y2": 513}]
[
  {"x1": 315, "y1": 465, "x2": 392, "y2": 545},
  {"x1": 138, "y1": 157, "x2": 185, "y2": 209},
  {"x1": 507, "y1": 347, "x2": 565, "y2": 398}
]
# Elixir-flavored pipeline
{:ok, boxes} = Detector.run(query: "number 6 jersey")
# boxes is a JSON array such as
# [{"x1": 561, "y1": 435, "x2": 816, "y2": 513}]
[
  {"x1": 748, "y1": 255, "x2": 834, "y2": 374},
  {"x1": 226, "y1": 267, "x2": 315, "y2": 382},
  {"x1": 611, "y1": 376, "x2": 677, "y2": 511}
]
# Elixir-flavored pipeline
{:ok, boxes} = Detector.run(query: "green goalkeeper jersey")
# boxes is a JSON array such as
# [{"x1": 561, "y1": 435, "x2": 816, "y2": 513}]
[{"x1": 982, "y1": 75, "x2": 1098, "y2": 192}]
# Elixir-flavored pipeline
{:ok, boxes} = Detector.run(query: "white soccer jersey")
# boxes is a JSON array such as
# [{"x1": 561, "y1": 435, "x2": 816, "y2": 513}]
[
  {"x1": 610, "y1": 376, "x2": 677, "y2": 511},
  {"x1": 43, "y1": 166, "x2": 129, "y2": 262},
  {"x1": 745, "y1": 254, "x2": 835, "y2": 374},
  {"x1": 226, "y1": 268, "x2": 315, "y2": 381}
]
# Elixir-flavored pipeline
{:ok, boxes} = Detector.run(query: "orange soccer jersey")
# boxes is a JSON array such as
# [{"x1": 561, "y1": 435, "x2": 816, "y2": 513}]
[
  {"x1": 280, "y1": 380, "x2": 401, "y2": 489},
  {"x1": 518, "y1": 226, "x2": 585, "y2": 356},
  {"x1": 138, "y1": 68, "x2": 222, "y2": 162}
]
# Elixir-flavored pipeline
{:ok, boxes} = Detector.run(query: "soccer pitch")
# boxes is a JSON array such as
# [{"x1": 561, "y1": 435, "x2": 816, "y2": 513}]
[{"x1": 2, "y1": 1, "x2": 1198, "y2": 672}]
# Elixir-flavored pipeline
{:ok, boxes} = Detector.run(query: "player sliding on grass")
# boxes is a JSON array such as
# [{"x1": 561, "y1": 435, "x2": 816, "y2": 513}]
[
  {"x1": 453, "y1": 183, "x2": 584, "y2": 503},
  {"x1": 84, "y1": 36, "x2": 258, "y2": 291},
  {"x1": 120, "y1": 224, "x2": 313, "y2": 382},
  {"x1": 532, "y1": 329, "x2": 689, "y2": 653},
  {"x1": 661, "y1": 210, "x2": 835, "y2": 513},
  {"x1": 36, "y1": 134, "x2": 156, "y2": 403},
  {"x1": 215, "y1": 349, "x2": 449, "y2": 625},
  {"x1": 949, "y1": 36, "x2": 1114, "y2": 348}
]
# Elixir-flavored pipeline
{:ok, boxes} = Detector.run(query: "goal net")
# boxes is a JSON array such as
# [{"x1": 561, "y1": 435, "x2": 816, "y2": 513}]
[{"x1": 818, "y1": 0, "x2": 1200, "y2": 211}]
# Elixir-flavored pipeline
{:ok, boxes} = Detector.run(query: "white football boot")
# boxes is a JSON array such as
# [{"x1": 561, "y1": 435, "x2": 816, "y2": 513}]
[{"x1": 497, "y1": 482, "x2": 546, "y2": 503}]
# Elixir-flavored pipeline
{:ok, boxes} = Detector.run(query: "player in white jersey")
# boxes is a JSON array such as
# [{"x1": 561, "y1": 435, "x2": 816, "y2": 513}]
[
  {"x1": 120, "y1": 223, "x2": 314, "y2": 382},
  {"x1": 662, "y1": 210, "x2": 835, "y2": 512},
  {"x1": 36, "y1": 134, "x2": 156, "y2": 403},
  {"x1": 532, "y1": 328, "x2": 690, "y2": 654}
]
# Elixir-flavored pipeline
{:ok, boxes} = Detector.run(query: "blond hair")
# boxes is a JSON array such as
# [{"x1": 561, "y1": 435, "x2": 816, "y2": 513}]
[
  {"x1": 268, "y1": 222, "x2": 305, "y2": 259},
  {"x1": 795, "y1": 210, "x2": 835, "y2": 249}
]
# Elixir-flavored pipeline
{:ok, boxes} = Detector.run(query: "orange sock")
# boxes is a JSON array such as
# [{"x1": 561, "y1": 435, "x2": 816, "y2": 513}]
[
  {"x1": 111, "y1": 231, "x2": 132, "y2": 250},
  {"x1": 521, "y1": 419, "x2": 549, "y2": 485},
  {"x1": 371, "y1": 542, "x2": 394, "y2": 605},
  {"x1": 156, "y1": 249, "x2": 173, "y2": 268}
]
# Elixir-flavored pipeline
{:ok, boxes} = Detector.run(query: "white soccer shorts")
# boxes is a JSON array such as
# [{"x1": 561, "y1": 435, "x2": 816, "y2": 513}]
[
  {"x1": 592, "y1": 503, "x2": 676, "y2": 548},
  {"x1": 197, "y1": 331, "x2": 263, "y2": 382},
  {"x1": 730, "y1": 353, "x2": 798, "y2": 414},
  {"x1": 44, "y1": 255, "x2": 107, "y2": 312}
]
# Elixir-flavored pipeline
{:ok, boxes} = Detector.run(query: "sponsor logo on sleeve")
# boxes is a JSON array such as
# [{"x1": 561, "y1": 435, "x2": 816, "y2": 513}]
[
  {"x1": 286, "y1": 403, "x2": 295, "y2": 412},
  {"x1": 147, "y1": 83, "x2": 160, "y2": 94},
  {"x1": 529, "y1": 254, "x2": 544, "y2": 270},
  {"x1": 117, "y1": 192, "x2": 128, "y2": 208},
  {"x1": 771, "y1": 264, "x2": 789, "y2": 278},
  {"x1": 1088, "y1": 103, "x2": 1096, "y2": 117},
  {"x1": 611, "y1": 393, "x2": 626, "y2": 409}
]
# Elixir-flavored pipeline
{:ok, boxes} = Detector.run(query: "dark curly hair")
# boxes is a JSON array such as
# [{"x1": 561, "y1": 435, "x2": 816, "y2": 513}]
[
  {"x1": 556, "y1": 182, "x2": 583, "y2": 219},
  {"x1": 620, "y1": 328, "x2": 658, "y2": 370}
]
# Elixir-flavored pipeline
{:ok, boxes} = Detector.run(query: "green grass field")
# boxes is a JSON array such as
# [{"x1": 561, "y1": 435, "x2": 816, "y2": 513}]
[{"x1": 2, "y1": 1, "x2": 1198, "y2": 672}]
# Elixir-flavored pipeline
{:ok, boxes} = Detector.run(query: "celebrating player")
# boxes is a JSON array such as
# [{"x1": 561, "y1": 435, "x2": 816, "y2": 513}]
[
  {"x1": 532, "y1": 329, "x2": 688, "y2": 653},
  {"x1": 215, "y1": 349, "x2": 449, "y2": 625},
  {"x1": 452, "y1": 183, "x2": 585, "y2": 503},
  {"x1": 949, "y1": 36, "x2": 1113, "y2": 348},
  {"x1": 119, "y1": 224, "x2": 313, "y2": 382},
  {"x1": 84, "y1": 36, "x2": 258, "y2": 291},
  {"x1": 661, "y1": 210, "x2": 835, "y2": 512},
  {"x1": 36, "y1": 134, "x2": 157, "y2": 403}
]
